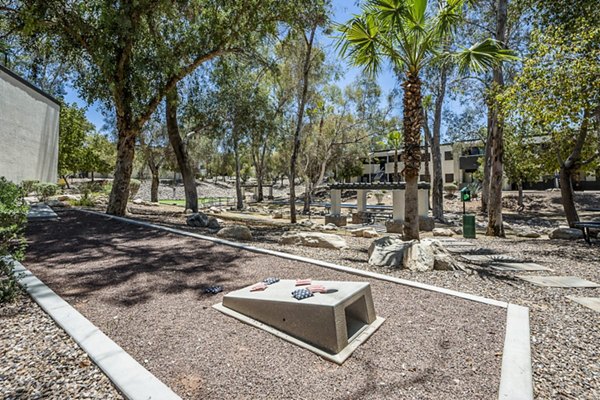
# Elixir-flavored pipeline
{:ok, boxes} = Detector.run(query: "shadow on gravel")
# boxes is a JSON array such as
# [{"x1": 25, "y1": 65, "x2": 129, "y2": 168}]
[{"x1": 24, "y1": 210, "x2": 246, "y2": 307}]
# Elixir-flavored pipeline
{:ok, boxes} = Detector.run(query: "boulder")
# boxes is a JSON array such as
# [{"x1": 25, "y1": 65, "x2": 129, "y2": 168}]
[
  {"x1": 368, "y1": 236, "x2": 409, "y2": 268},
  {"x1": 368, "y1": 237, "x2": 462, "y2": 271},
  {"x1": 516, "y1": 229, "x2": 541, "y2": 238},
  {"x1": 57, "y1": 194, "x2": 80, "y2": 202},
  {"x1": 209, "y1": 206, "x2": 222, "y2": 214},
  {"x1": 549, "y1": 227, "x2": 584, "y2": 240},
  {"x1": 352, "y1": 227, "x2": 379, "y2": 238},
  {"x1": 186, "y1": 212, "x2": 209, "y2": 228},
  {"x1": 432, "y1": 228, "x2": 454, "y2": 237},
  {"x1": 217, "y1": 225, "x2": 253, "y2": 241},
  {"x1": 46, "y1": 199, "x2": 70, "y2": 208},
  {"x1": 207, "y1": 217, "x2": 221, "y2": 229},
  {"x1": 403, "y1": 240, "x2": 435, "y2": 272},
  {"x1": 132, "y1": 198, "x2": 143, "y2": 204},
  {"x1": 279, "y1": 232, "x2": 347, "y2": 250},
  {"x1": 319, "y1": 223, "x2": 337, "y2": 231}
]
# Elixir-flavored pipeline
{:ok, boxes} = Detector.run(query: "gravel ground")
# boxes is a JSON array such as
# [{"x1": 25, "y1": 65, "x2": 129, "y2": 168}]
[
  {"x1": 136, "y1": 180, "x2": 290, "y2": 202},
  {"x1": 120, "y1": 203, "x2": 600, "y2": 400},
  {"x1": 24, "y1": 210, "x2": 506, "y2": 400},
  {"x1": 0, "y1": 294, "x2": 123, "y2": 399}
]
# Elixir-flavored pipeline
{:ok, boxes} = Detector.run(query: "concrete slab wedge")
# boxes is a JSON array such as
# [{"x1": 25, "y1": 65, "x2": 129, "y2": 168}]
[
  {"x1": 27, "y1": 203, "x2": 58, "y2": 221},
  {"x1": 517, "y1": 276, "x2": 600, "y2": 288},
  {"x1": 566, "y1": 296, "x2": 600, "y2": 312}
]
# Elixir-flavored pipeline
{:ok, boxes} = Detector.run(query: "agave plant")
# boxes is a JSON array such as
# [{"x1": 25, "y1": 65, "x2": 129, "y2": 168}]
[{"x1": 336, "y1": 0, "x2": 517, "y2": 240}]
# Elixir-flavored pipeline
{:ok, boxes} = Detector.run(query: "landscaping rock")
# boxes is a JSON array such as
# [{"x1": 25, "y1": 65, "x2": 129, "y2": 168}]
[
  {"x1": 549, "y1": 227, "x2": 584, "y2": 240},
  {"x1": 186, "y1": 212, "x2": 209, "y2": 228},
  {"x1": 319, "y1": 223, "x2": 337, "y2": 231},
  {"x1": 272, "y1": 212, "x2": 283, "y2": 219},
  {"x1": 403, "y1": 240, "x2": 434, "y2": 272},
  {"x1": 209, "y1": 206, "x2": 222, "y2": 214},
  {"x1": 352, "y1": 227, "x2": 379, "y2": 238},
  {"x1": 516, "y1": 229, "x2": 542, "y2": 238},
  {"x1": 132, "y1": 198, "x2": 143, "y2": 204},
  {"x1": 207, "y1": 217, "x2": 221, "y2": 229},
  {"x1": 432, "y1": 228, "x2": 454, "y2": 237},
  {"x1": 368, "y1": 236, "x2": 409, "y2": 268},
  {"x1": 279, "y1": 231, "x2": 347, "y2": 250},
  {"x1": 217, "y1": 225, "x2": 253, "y2": 241},
  {"x1": 57, "y1": 194, "x2": 80, "y2": 202}
]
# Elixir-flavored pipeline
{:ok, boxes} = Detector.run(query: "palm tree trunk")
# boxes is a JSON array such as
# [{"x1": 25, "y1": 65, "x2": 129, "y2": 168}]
[
  {"x1": 166, "y1": 88, "x2": 198, "y2": 213},
  {"x1": 486, "y1": 0, "x2": 507, "y2": 237},
  {"x1": 431, "y1": 64, "x2": 448, "y2": 221},
  {"x1": 481, "y1": 105, "x2": 493, "y2": 213},
  {"x1": 402, "y1": 73, "x2": 423, "y2": 240}
]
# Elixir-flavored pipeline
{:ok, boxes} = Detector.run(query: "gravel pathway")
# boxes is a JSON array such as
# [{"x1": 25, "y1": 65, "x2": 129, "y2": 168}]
[
  {"x1": 24, "y1": 210, "x2": 505, "y2": 400},
  {"x1": 0, "y1": 294, "x2": 123, "y2": 399},
  {"x1": 121, "y1": 204, "x2": 600, "y2": 400}
]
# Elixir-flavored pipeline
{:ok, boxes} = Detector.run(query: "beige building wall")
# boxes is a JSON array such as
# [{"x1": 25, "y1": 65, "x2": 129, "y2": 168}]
[{"x1": 0, "y1": 66, "x2": 60, "y2": 184}]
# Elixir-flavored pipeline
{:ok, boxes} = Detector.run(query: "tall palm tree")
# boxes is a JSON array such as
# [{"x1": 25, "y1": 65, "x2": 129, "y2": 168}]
[{"x1": 337, "y1": 0, "x2": 516, "y2": 240}]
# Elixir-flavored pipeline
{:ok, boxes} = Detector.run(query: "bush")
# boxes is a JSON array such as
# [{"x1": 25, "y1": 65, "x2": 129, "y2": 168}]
[
  {"x1": 129, "y1": 179, "x2": 141, "y2": 199},
  {"x1": 444, "y1": 183, "x2": 458, "y2": 195},
  {"x1": 0, "y1": 177, "x2": 28, "y2": 303},
  {"x1": 34, "y1": 183, "x2": 59, "y2": 201},
  {"x1": 79, "y1": 181, "x2": 104, "y2": 194},
  {"x1": 101, "y1": 181, "x2": 113, "y2": 195},
  {"x1": 21, "y1": 180, "x2": 39, "y2": 195},
  {"x1": 466, "y1": 182, "x2": 482, "y2": 199}
]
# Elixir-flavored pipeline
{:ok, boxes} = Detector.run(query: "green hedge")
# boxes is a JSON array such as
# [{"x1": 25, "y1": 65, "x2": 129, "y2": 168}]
[{"x1": 0, "y1": 177, "x2": 29, "y2": 303}]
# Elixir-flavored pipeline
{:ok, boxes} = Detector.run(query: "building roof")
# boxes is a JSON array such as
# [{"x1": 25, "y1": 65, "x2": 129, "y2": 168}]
[{"x1": 0, "y1": 63, "x2": 61, "y2": 106}]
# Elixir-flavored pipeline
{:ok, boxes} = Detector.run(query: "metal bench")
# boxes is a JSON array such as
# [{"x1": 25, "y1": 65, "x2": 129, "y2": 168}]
[{"x1": 572, "y1": 221, "x2": 600, "y2": 244}]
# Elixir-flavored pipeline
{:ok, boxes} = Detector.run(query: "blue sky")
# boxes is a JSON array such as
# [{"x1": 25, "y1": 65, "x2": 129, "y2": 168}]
[{"x1": 63, "y1": 0, "x2": 402, "y2": 133}]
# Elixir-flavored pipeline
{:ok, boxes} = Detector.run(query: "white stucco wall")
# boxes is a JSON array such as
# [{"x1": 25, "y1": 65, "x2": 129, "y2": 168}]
[{"x1": 0, "y1": 68, "x2": 60, "y2": 184}]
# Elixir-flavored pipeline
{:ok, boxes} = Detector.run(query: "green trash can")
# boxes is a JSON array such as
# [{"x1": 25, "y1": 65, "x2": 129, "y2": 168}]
[{"x1": 463, "y1": 214, "x2": 476, "y2": 238}]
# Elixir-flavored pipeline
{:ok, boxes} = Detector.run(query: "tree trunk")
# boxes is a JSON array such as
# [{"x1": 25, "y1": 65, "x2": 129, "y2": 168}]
[
  {"x1": 107, "y1": 131, "x2": 136, "y2": 216},
  {"x1": 61, "y1": 175, "x2": 71, "y2": 189},
  {"x1": 303, "y1": 179, "x2": 311, "y2": 214},
  {"x1": 431, "y1": 64, "x2": 448, "y2": 221},
  {"x1": 256, "y1": 168, "x2": 264, "y2": 202},
  {"x1": 559, "y1": 167, "x2": 579, "y2": 226},
  {"x1": 517, "y1": 181, "x2": 523, "y2": 209},
  {"x1": 166, "y1": 88, "x2": 198, "y2": 213},
  {"x1": 481, "y1": 107, "x2": 493, "y2": 213},
  {"x1": 402, "y1": 73, "x2": 423, "y2": 240},
  {"x1": 150, "y1": 170, "x2": 160, "y2": 203},
  {"x1": 486, "y1": 0, "x2": 507, "y2": 237},
  {"x1": 233, "y1": 140, "x2": 244, "y2": 210},
  {"x1": 290, "y1": 26, "x2": 316, "y2": 224}
]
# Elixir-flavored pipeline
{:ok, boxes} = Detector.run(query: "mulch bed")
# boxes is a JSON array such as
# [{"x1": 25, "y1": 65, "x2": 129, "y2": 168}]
[{"x1": 24, "y1": 209, "x2": 505, "y2": 399}]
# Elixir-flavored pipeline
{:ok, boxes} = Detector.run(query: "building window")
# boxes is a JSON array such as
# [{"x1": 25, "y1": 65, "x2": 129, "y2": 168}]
[
  {"x1": 419, "y1": 174, "x2": 429, "y2": 182},
  {"x1": 445, "y1": 173, "x2": 454, "y2": 183},
  {"x1": 444, "y1": 151, "x2": 453, "y2": 161}
]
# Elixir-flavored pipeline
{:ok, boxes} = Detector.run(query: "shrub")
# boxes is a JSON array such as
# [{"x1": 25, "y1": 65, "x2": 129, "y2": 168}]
[
  {"x1": 466, "y1": 182, "x2": 482, "y2": 199},
  {"x1": 21, "y1": 180, "x2": 39, "y2": 195},
  {"x1": 0, "y1": 177, "x2": 28, "y2": 303},
  {"x1": 79, "y1": 181, "x2": 104, "y2": 193},
  {"x1": 129, "y1": 179, "x2": 141, "y2": 200},
  {"x1": 444, "y1": 183, "x2": 458, "y2": 195},
  {"x1": 34, "y1": 183, "x2": 59, "y2": 201},
  {"x1": 101, "y1": 181, "x2": 113, "y2": 195}
]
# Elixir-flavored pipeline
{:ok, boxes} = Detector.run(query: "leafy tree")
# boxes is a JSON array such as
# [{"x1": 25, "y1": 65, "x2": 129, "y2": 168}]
[
  {"x1": 337, "y1": 0, "x2": 516, "y2": 240},
  {"x1": 502, "y1": 22, "x2": 600, "y2": 225},
  {"x1": 138, "y1": 122, "x2": 168, "y2": 202},
  {"x1": 58, "y1": 103, "x2": 93, "y2": 187},
  {"x1": 80, "y1": 133, "x2": 115, "y2": 180},
  {"x1": 8, "y1": 0, "x2": 319, "y2": 216}
]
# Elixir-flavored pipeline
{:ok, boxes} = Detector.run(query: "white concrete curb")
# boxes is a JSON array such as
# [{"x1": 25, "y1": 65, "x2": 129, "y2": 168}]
[
  {"x1": 11, "y1": 260, "x2": 181, "y2": 400},
  {"x1": 499, "y1": 304, "x2": 534, "y2": 400}
]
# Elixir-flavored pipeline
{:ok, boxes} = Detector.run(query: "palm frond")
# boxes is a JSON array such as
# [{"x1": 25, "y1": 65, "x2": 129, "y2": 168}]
[
  {"x1": 454, "y1": 38, "x2": 519, "y2": 75},
  {"x1": 334, "y1": 14, "x2": 383, "y2": 77}
]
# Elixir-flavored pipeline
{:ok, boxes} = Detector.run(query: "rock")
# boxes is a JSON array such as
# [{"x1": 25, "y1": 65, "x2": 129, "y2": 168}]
[
  {"x1": 300, "y1": 220, "x2": 315, "y2": 227},
  {"x1": 132, "y1": 198, "x2": 143, "y2": 204},
  {"x1": 403, "y1": 240, "x2": 435, "y2": 271},
  {"x1": 57, "y1": 194, "x2": 80, "y2": 202},
  {"x1": 319, "y1": 223, "x2": 337, "y2": 231},
  {"x1": 549, "y1": 227, "x2": 584, "y2": 240},
  {"x1": 516, "y1": 229, "x2": 541, "y2": 238},
  {"x1": 432, "y1": 228, "x2": 454, "y2": 237},
  {"x1": 352, "y1": 227, "x2": 378, "y2": 238},
  {"x1": 207, "y1": 217, "x2": 221, "y2": 229},
  {"x1": 368, "y1": 236, "x2": 409, "y2": 268},
  {"x1": 362, "y1": 228, "x2": 379, "y2": 238},
  {"x1": 426, "y1": 240, "x2": 463, "y2": 271},
  {"x1": 272, "y1": 212, "x2": 283, "y2": 219},
  {"x1": 279, "y1": 232, "x2": 347, "y2": 250},
  {"x1": 209, "y1": 206, "x2": 221, "y2": 214},
  {"x1": 46, "y1": 199, "x2": 69, "y2": 208},
  {"x1": 186, "y1": 212, "x2": 209, "y2": 228},
  {"x1": 452, "y1": 227, "x2": 463, "y2": 235},
  {"x1": 217, "y1": 225, "x2": 253, "y2": 241}
]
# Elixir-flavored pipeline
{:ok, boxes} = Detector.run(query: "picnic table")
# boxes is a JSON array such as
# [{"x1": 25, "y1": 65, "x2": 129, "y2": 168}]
[{"x1": 574, "y1": 208, "x2": 600, "y2": 244}]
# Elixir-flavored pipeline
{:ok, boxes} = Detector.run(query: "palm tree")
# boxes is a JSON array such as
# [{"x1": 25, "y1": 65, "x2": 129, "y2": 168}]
[{"x1": 337, "y1": 0, "x2": 516, "y2": 240}]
